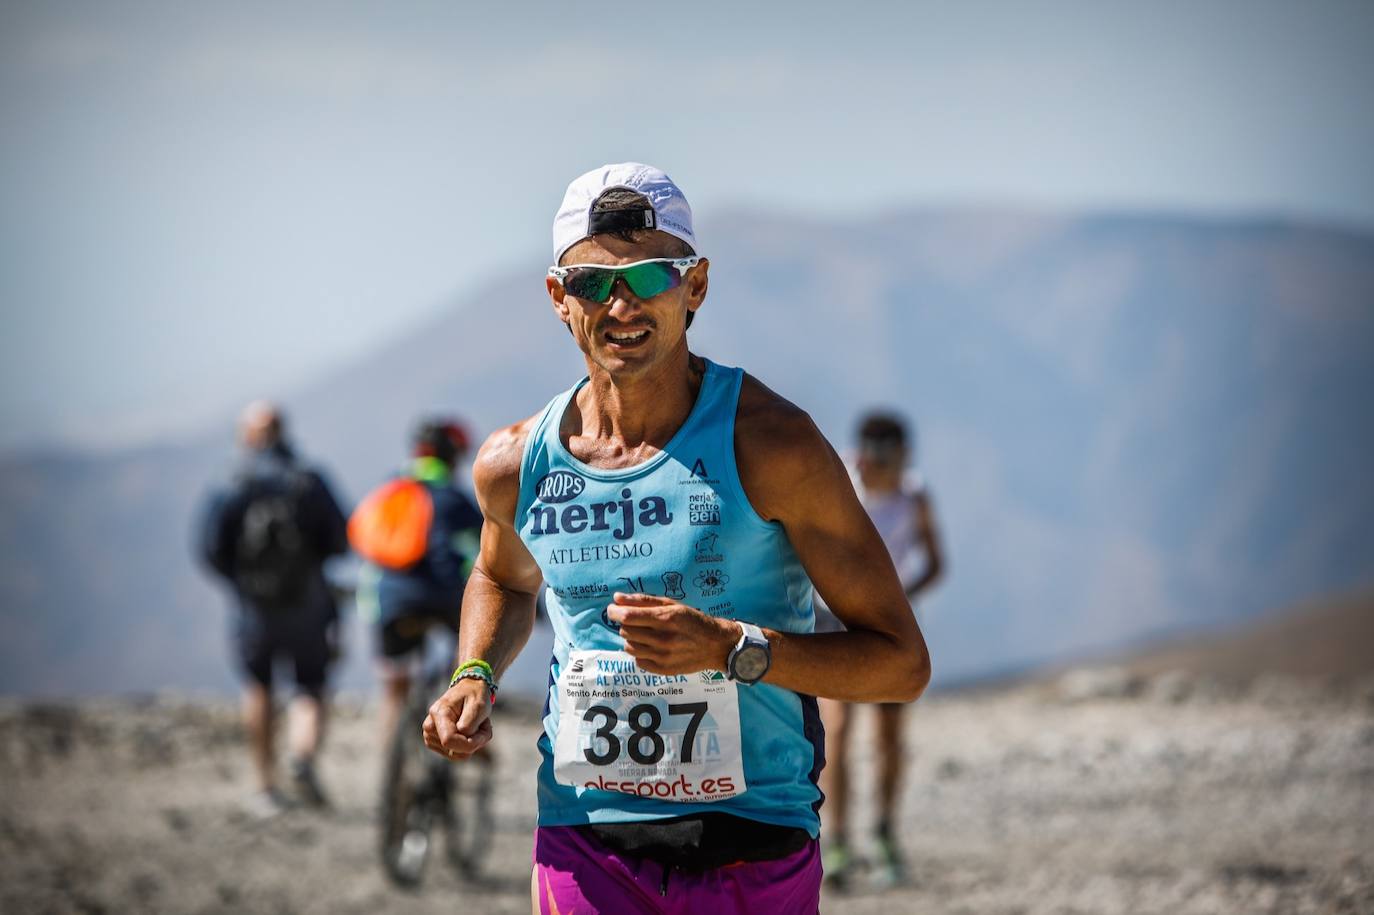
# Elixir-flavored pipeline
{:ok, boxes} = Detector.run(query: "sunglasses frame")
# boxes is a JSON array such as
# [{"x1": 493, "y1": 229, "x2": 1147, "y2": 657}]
[{"x1": 548, "y1": 257, "x2": 703, "y2": 302}]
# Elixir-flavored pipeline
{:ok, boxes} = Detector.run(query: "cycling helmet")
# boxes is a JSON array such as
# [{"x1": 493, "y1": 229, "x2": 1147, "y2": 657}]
[{"x1": 411, "y1": 417, "x2": 471, "y2": 466}]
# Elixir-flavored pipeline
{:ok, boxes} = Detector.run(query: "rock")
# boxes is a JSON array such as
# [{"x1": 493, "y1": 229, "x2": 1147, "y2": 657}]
[
  {"x1": 935, "y1": 757, "x2": 965, "y2": 781},
  {"x1": 1053, "y1": 667, "x2": 1144, "y2": 703},
  {"x1": 161, "y1": 808, "x2": 192, "y2": 834},
  {"x1": 1145, "y1": 669, "x2": 1194, "y2": 703}
]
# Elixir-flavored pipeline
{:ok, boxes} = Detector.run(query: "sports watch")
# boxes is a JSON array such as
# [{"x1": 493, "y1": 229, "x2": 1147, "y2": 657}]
[{"x1": 726, "y1": 622, "x2": 771, "y2": 685}]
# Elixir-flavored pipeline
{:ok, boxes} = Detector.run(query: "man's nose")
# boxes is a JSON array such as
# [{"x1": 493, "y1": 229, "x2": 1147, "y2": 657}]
[{"x1": 605, "y1": 278, "x2": 644, "y2": 320}]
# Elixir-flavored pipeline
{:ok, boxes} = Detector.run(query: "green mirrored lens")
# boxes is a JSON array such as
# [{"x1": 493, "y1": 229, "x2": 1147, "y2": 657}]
[
  {"x1": 562, "y1": 261, "x2": 682, "y2": 303},
  {"x1": 622, "y1": 262, "x2": 681, "y2": 300},
  {"x1": 564, "y1": 268, "x2": 615, "y2": 302}
]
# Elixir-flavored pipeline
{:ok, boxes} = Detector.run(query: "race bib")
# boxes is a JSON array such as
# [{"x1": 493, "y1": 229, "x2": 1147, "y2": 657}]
[{"x1": 553, "y1": 650, "x2": 747, "y2": 803}]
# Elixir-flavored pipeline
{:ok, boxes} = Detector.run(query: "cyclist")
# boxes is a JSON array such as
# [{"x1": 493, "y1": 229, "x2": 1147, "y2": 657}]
[
  {"x1": 422, "y1": 163, "x2": 931, "y2": 913},
  {"x1": 353, "y1": 418, "x2": 483, "y2": 745},
  {"x1": 197, "y1": 401, "x2": 349, "y2": 816},
  {"x1": 817, "y1": 411, "x2": 945, "y2": 889}
]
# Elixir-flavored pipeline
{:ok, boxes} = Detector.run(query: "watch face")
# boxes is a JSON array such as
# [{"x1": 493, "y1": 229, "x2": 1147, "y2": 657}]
[{"x1": 733, "y1": 645, "x2": 770, "y2": 682}]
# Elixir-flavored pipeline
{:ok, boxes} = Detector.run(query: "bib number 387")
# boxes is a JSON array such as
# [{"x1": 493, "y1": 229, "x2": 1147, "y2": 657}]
[{"x1": 553, "y1": 650, "x2": 746, "y2": 802}]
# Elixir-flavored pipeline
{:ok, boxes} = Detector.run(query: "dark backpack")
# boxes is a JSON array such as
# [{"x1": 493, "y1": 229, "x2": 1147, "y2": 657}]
[{"x1": 232, "y1": 471, "x2": 315, "y2": 609}]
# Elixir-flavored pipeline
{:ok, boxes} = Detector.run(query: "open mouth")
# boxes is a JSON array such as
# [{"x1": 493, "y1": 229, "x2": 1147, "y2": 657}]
[{"x1": 604, "y1": 328, "x2": 651, "y2": 348}]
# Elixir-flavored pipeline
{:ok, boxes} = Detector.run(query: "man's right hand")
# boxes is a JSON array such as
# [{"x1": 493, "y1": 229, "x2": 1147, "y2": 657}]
[{"x1": 422, "y1": 679, "x2": 494, "y2": 760}]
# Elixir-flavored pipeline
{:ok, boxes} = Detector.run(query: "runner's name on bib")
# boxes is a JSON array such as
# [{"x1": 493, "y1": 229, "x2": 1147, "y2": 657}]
[{"x1": 553, "y1": 650, "x2": 746, "y2": 803}]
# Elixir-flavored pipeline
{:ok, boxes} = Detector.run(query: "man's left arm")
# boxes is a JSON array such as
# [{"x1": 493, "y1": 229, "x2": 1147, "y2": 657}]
[
  {"x1": 610, "y1": 396, "x2": 930, "y2": 704},
  {"x1": 904, "y1": 489, "x2": 945, "y2": 601},
  {"x1": 306, "y1": 469, "x2": 350, "y2": 558}
]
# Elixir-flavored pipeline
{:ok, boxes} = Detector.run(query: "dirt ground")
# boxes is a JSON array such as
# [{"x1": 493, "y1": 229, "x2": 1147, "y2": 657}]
[{"x1": 3, "y1": 670, "x2": 1372, "y2": 914}]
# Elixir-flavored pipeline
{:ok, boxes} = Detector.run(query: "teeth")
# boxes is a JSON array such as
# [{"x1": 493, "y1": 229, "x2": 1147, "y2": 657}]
[{"x1": 608, "y1": 330, "x2": 648, "y2": 342}]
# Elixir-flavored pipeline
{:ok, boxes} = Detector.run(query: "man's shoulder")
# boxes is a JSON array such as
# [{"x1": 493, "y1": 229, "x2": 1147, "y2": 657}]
[
  {"x1": 732, "y1": 373, "x2": 840, "y2": 520},
  {"x1": 734, "y1": 372, "x2": 829, "y2": 465},
  {"x1": 471, "y1": 413, "x2": 541, "y2": 507},
  {"x1": 235, "y1": 448, "x2": 315, "y2": 482}
]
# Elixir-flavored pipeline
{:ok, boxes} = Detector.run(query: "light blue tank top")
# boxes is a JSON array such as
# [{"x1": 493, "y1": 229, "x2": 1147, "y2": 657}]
[{"x1": 517, "y1": 358, "x2": 824, "y2": 835}]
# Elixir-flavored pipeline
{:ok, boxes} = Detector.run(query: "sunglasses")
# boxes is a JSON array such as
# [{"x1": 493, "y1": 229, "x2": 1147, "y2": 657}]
[{"x1": 548, "y1": 257, "x2": 702, "y2": 304}]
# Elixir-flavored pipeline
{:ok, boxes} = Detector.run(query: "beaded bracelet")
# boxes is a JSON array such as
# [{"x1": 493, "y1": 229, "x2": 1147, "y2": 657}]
[{"x1": 451, "y1": 668, "x2": 497, "y2": 704}]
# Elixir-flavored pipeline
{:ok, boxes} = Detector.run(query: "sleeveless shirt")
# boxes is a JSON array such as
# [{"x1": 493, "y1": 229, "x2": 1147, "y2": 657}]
[
  {"x1": 856, "y1": 470, "x2": 928, "y2": 593},
  {"x1": 516, "y1": 358, "x2": 824, "y2": 835}
]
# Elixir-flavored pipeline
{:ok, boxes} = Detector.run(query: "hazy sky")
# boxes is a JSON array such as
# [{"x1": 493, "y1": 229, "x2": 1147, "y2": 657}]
[{"x1": 2, "y1": 0, "x2": 1372, "y2": 451}]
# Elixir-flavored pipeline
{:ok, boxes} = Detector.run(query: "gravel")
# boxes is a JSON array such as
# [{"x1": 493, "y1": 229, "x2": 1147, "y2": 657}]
[{"x1": 2, "y1": 673, "x2": 1371, "y2": 914}]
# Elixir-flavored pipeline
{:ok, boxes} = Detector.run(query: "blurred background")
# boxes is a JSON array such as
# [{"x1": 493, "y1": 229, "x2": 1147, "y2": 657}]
[
  {"x1": 2, "y1": 0, "x2": 1370, "y2": 696},
  {"x1": 2, "y1": 2, "x2": 1372, "y2": 912}
]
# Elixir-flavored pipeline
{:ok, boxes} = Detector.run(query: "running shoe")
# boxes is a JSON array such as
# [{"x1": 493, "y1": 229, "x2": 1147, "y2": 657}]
[
  {"x1": 871, "y1": 835, "x2": 906, "y2": 890},
  {"x1": 290, "y1": 757, "x2": 331, "y2": 809},
  {"x1": 243, "y1": 787, "x2": 291, "y2": 820},
  {"x1": 822, "y1": 842, "x2": 855, "y2": 891}
]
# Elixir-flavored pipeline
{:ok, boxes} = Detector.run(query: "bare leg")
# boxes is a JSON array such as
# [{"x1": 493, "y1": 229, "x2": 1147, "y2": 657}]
[
  {"x1": 876, "y1": 703, "x2": 905, "y2": 835},
  {"x1": 819, "y1": 697, "x2": 852, "y2": 845},
  {"x1": 242, "y1": 683, "x2": 275, "y2": 792},
  {"x1": 285, "y1": 691, "x2": 331, "y2": 807},
  {"x1": 287, "y1": 692, "x2": 326, "y2": 763}
]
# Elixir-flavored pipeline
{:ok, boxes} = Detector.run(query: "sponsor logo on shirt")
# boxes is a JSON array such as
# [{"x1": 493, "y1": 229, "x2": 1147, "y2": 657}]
[
  {"x1": 528, "y1": 487, "x2": 674, "y2": 541},
  {"x1": 694, "y1": 532, "x2": 724, "y2": 562},
  {"x1": 535, "y1": 471, "x2": 586, "y2": 504},
  {"x1": 679, "y1": 457, "x2": 721, "y2": 486},
  {"x1": 694, "y1": 569, "x2": 730, "y2": 597},
  {"x1": 661, "y1": 571, "x2": 686, "y2": 600},
  {"x1": 689, "y1": 492, "x2": 721, "y2": 525},
  {"x1": 551, "y1": 583, "x2": 610, "y2": 601}
]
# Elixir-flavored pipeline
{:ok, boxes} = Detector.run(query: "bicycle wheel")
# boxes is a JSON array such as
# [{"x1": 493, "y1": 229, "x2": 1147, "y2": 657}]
[
  {"x1": 443, "y1": 746, "x2": 496, "y2": 877},
  {"x1": 379, "y1": 688, "x2": 446, "y2": 887}
]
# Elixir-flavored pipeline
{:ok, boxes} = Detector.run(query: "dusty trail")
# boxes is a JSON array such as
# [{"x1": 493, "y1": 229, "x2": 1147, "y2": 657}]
[{"x1": 3, "y1": 672, "x2": 1372, "y2": 914}]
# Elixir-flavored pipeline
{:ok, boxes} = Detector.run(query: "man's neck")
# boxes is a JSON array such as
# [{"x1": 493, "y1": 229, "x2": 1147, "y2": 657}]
[
  {"x1": 576, "y1": 349, "x2": 703, "y2": 448},
  {"x1": 860, "y1": 467, "x2": 903, "y2": 495},
  {"x1": 411, "y1": 456, "x2": 452, "y2": 484}
]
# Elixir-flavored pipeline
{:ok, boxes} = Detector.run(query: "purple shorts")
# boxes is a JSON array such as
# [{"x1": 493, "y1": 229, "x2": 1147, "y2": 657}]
[{"x1": 533, "y1": 825, "x2": 822, "y2": 915}]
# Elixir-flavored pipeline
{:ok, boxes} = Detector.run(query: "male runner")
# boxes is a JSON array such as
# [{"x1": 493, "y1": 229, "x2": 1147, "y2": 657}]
[
  {"x1": 422, "y1": 163, "x2": 931, "y2": 913},
  {"x1": 818, "y1": 411, "x2": 945, "y2": 890},
  {"x1": 198, "y1": 401, "x2": 349, "y2": 815}
]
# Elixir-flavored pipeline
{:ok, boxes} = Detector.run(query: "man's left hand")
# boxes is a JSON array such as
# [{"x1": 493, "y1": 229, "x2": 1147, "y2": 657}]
[{"x1": 606, "y1": 593, "x2": 739, "y2": 675}]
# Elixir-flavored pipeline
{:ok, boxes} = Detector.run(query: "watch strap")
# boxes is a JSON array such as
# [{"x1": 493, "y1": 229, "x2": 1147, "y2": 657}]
[
  {"x1": 737, "y1": 622, "x2": 765, "y2": 646},
  {"x1": 728, "y1": 621, "x2": 771, "y2": 684}
]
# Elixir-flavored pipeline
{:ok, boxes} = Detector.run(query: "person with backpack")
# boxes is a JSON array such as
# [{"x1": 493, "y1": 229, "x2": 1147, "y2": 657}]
[
  {"x1": 349, "y1": 418, "x2": 484, "y2": 746},
  {"x1": 197, "y1": 401, "x2": 350, "y2": 817}
]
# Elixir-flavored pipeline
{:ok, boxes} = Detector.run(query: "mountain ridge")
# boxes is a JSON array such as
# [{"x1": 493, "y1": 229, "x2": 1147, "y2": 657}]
[{"x1": 3, "y1": 206, "x2": 1371, "y2": 696}]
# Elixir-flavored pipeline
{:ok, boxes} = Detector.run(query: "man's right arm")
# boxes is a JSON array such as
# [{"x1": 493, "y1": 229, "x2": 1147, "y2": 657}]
[
  {"x1": 195, "y1": 487, "x2": 239, "y2": 581},
  {"x1": 423, "y1": 417, "x2": 543, "y2": 761}
]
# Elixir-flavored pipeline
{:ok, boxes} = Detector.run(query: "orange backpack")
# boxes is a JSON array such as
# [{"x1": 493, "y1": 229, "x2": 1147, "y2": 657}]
[{"x1": 348, "y1": 478, "x2": 434, "y2": 570}]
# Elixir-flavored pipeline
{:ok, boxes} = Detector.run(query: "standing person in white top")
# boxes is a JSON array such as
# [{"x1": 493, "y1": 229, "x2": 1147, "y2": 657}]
[{"x1": 818, "y1": 411, "x2": 945, "y2": 890}]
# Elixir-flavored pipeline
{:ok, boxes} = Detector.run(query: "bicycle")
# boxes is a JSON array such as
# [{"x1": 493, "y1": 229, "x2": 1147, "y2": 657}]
[{"x1": 379, "y1": 647, "x2": 495, "y2": 888}]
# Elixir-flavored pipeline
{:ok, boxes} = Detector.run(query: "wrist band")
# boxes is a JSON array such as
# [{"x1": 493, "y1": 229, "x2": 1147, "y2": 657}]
[
  {"x1": 450, "y1": 658, "x2": 494, "y2": 684},
  {"x1": 450, "y1": 659, "x2": 498, "y2": 704}
]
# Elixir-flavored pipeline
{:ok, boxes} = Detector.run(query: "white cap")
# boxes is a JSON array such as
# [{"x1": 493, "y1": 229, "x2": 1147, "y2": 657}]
[{"x1": 552, "y1": 162, "x2": 698, "y2": 265}]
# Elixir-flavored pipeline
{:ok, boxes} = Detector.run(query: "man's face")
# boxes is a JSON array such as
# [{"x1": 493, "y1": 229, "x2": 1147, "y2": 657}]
[
  {"x1": 547, "y1": 232, "x2": 708, "y2": 379},
  {"x1": 857, "y1": 440, "x2": 906, "y2": 487}
]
